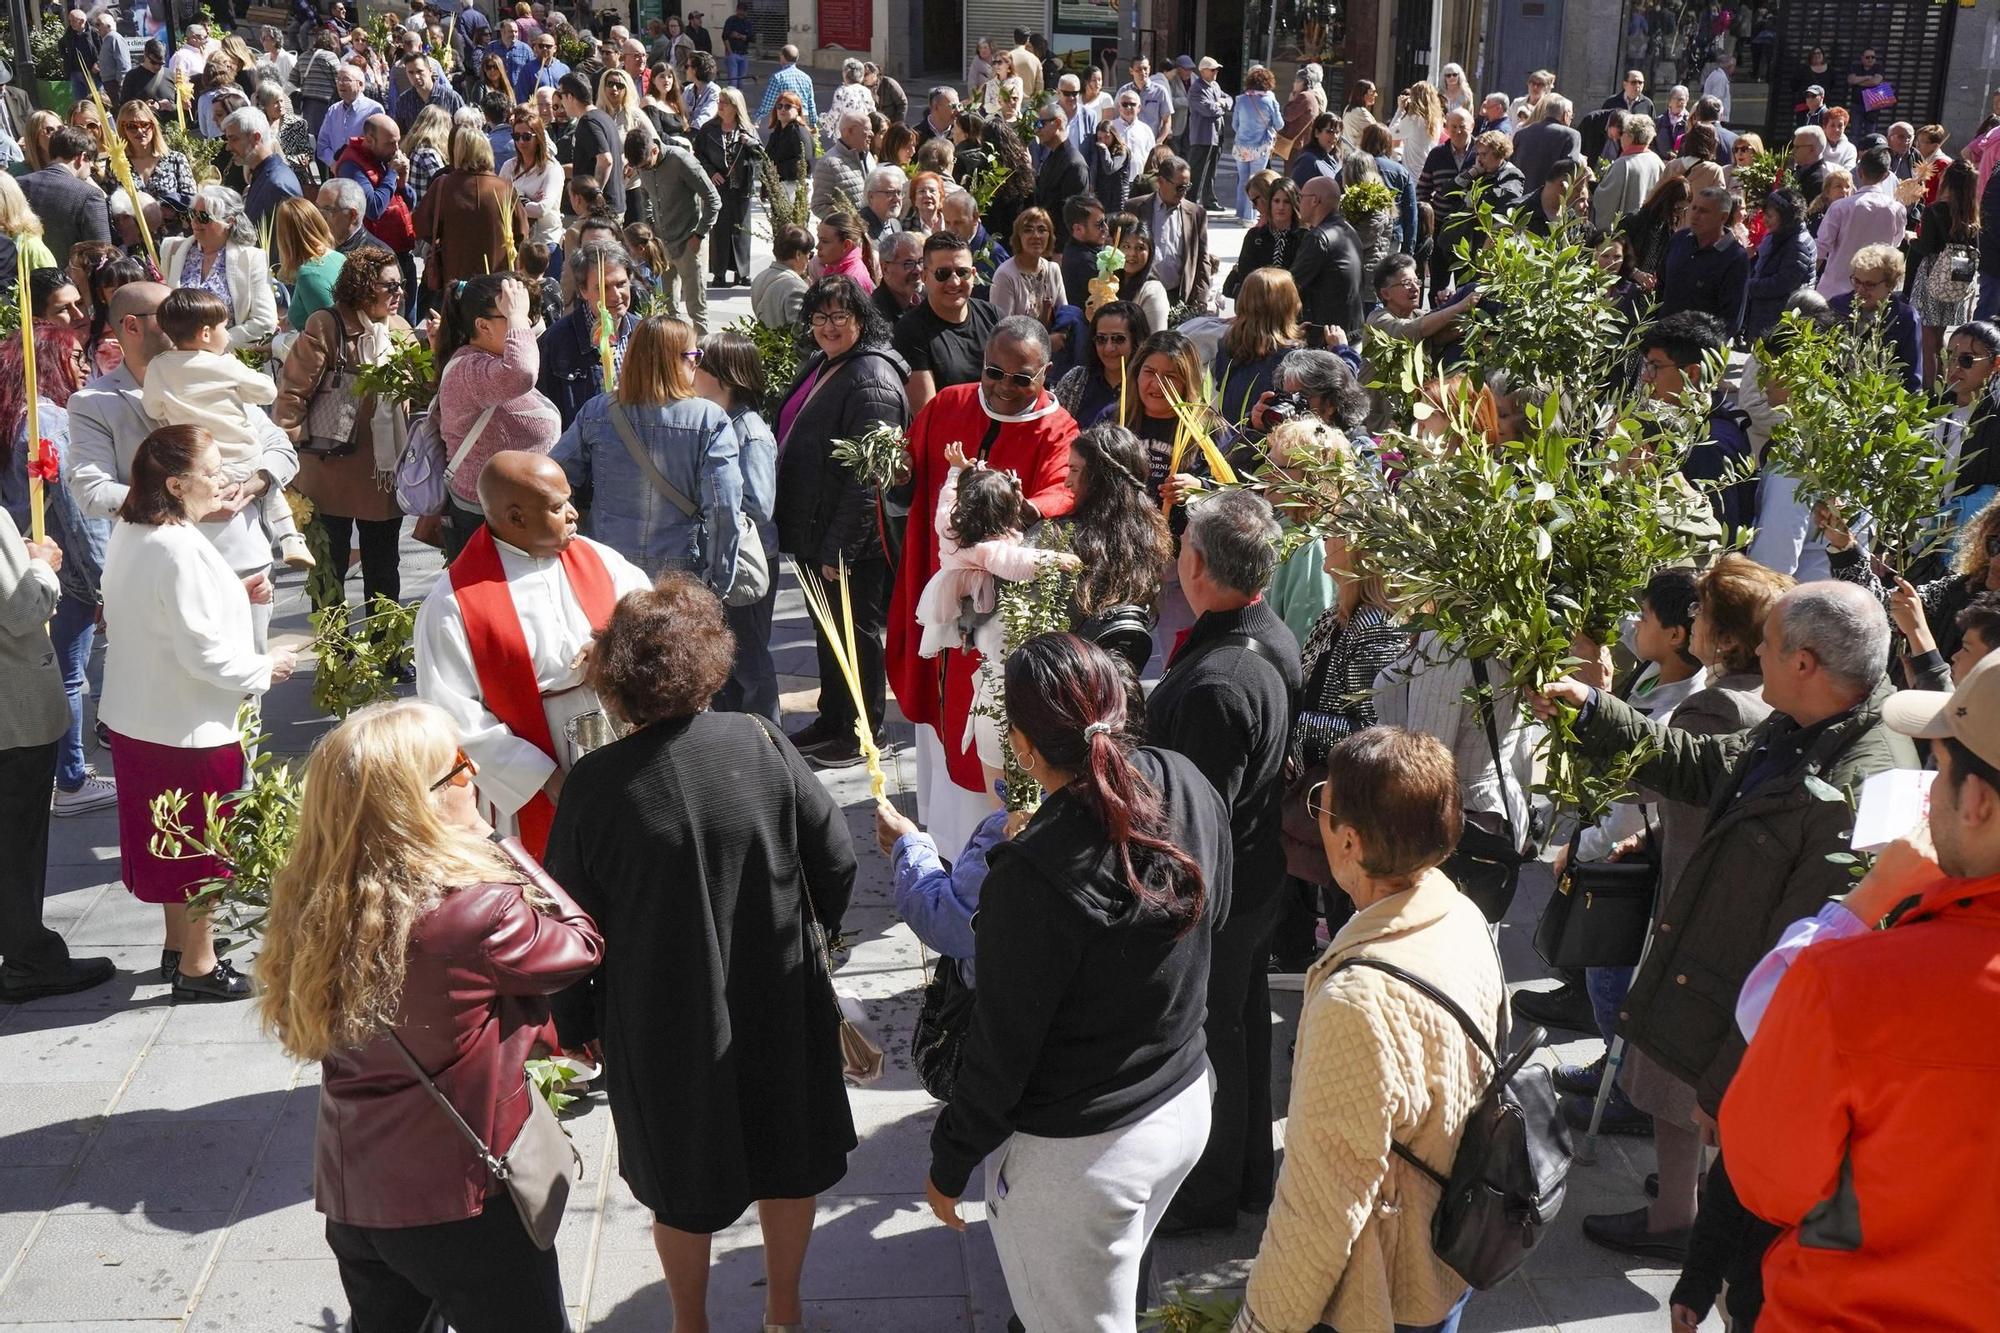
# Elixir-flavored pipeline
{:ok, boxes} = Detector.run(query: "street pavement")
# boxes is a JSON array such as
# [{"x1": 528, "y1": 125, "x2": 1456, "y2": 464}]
[{"x1": 0, "y1": 177, "x2": 1690, "y2": 1332}]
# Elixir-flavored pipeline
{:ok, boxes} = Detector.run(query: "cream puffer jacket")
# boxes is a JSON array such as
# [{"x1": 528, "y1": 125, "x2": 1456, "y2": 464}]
[{"x1": 1233, "y1": 870, "x2": 1505, "y2": 1333}]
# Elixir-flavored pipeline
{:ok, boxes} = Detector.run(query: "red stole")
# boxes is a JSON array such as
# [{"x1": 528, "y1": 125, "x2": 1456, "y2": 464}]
[
  {"x1": 448, "y1": 527, "x2": 618, "y2": 855},
  {"x1": 886, "y1": 383, "x2": 1077, "y2": 790}
]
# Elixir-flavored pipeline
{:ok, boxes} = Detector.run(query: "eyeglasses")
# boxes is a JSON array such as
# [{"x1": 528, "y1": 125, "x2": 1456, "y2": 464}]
[
  {"x1": 982, "y1": 363, "x2": 1042, "y2": 388},
  {"x1": 192, "y1": 209, "x2": 222, "y2": 225},
  {"x1": 1059, "y1": 89, "x2": 1077, "y2": 97},
  {"x1": 931, "y1": 265, "x2": 974, "y2": 283},
  {"x1": 807, "y1": 310, "x2": 854, "y2": 328},
  {"x1": 512, "y1": 131, "x2": 536, "y2": 141},
  {"x1": 378, "y1": 280, "x2": 406, "y2": 294},
  {"x1": 682, "y1": 348, "x2": 704, "y2": 363},
  {"x1": 1306, "y1": 779, "x2": 1334, "y2": 823},
  {"x1": 1093, "y1": 332, "x2": 1130, "y2": 346},
  {"x1": 893, "y1": 257, "x2": 924, "y2": 270},
  {"x1": 1035, "y1": 117, "x2": 1058, "y2": 127},
  {"x1": 1955, "y1": 353, "x2": 1995, "y2": 369},
  {"x1": 430, "y1": 749, "x2": 475, "y2": 791}
]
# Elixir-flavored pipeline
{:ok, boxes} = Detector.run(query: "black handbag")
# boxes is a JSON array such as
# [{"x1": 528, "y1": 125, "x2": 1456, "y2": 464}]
[
  {"x1": 1532, "y1": 830, "x2": 1658, "y2": 969},
  {"x1": 1335, "y1": 957, "x2": 1572, "y2": 1290},
  {"x1": 910, "y1": 953, "x2": 976, "y2": 1101},
  {"x1": 1441, "y1": 658, "x2": 1529, "y2": 923}
]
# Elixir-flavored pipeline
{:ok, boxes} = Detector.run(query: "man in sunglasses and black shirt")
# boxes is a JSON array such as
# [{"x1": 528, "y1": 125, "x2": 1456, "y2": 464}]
[{"x1": 892, "y1": 232, "x2": 1001, "y2": 414}]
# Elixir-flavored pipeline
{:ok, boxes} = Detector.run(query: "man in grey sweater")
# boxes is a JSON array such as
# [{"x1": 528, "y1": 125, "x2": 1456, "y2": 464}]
[
  {"x1": 0, "y1": 506, "x2": 114, "y2": 1001},
  {"x1": 626, "y1": 126, "x2": 721, "y2": 334}
]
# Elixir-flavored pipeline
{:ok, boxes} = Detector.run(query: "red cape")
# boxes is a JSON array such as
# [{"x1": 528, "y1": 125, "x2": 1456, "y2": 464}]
[{"x1": 886, "y1": 383, "x2": 1076, "y2": 790}]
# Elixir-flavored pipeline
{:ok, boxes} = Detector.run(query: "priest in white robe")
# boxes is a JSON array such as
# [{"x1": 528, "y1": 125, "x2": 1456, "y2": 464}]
[{"x1": 416, "y1": 451, "x2": 650, "y2": 854}]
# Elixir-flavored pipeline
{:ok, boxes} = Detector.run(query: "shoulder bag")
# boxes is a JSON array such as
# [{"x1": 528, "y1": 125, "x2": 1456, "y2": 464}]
[
  {"x1": 1531, "y1": 821, "x2": 1659, "y2": 969},
  {"x1": 1332, "y1": 956, "x2": 1571, "y2": 1289},
  {"x1": 910, "y1": 946, "x2": 976, "y2": 1100},
  {"x1": 301, "y1": 316, "x2": 365, "y2": 458},
  {"x1": 607, "y1": 401, "x2": 770, "y2": 607},
  {"x1": 1441, "y1": 657, "x2": 1530, "y2": 923}
]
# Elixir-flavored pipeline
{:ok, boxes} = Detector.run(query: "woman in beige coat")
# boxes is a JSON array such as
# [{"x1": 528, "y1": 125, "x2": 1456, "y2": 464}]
[
  {"x1": 271, "y1": 247, "x2": 412, "y2": 614},
  {"x1": 1232, "y1": 726, "x2": 1502, "y2": 1333}
]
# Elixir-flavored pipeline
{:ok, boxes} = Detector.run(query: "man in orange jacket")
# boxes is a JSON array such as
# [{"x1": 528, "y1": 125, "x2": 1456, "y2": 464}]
[{"x1": 1720, "y1": 651, "x2": 2000, "y2": 1332}]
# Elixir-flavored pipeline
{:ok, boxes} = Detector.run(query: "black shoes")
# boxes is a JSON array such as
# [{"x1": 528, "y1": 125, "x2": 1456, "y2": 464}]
[
  {"x1": 160, "y1": 949, "x2": 181, "y2": 983},
  {"x1": 172, "y1": 957, "x2": 252, "y2": 1003},
  {"x1": 1581, "y1": 1206, "x2": 1689, "y2": 1261},
  {"x1": 0, "y1": 956, "x2": 116, "y2": 1002},
  {"x1": 1511, "y1": 981, "x2": 1597, "y2": 1032},
  {"x1": 787, "y1": 717, "x2": 840, "y2": 753},
  {"x1": 1553, "y1": 1055, "x2": 1609, "y2": 1098}
]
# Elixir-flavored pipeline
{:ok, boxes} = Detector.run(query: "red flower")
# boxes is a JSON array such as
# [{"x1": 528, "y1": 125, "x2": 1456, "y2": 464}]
[{"x1": 26, "y1": 438, "x2": 59, "y2": 483}]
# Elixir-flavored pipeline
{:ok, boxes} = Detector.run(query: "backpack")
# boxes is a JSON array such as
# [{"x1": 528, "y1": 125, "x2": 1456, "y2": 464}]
[{"x1": 1332, "y1": 956, "x2": 1572, "y2": 1289}]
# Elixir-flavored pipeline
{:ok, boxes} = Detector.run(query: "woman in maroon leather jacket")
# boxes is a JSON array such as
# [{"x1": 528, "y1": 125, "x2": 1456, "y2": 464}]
[{"x1": 256, "y1": 699, "x2": 604, "y2": 1333}]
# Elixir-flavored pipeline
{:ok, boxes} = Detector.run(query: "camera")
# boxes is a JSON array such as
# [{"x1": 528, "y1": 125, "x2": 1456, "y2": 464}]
[{"x1": 1263, "y1": 391, "x2": 1314, "y2": 424}]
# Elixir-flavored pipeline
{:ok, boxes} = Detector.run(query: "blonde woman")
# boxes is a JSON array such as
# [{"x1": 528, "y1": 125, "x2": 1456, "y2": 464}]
[
  {"x1": 1389, "y1": 80, "x2": 1445, "y2": 172},
  {"x1": 503, "y1": 105, "x2": 566, "y2": 253},
  {"x1": 982, "y1": 51, "x2": 1024, "y2": 121},
  {"x1": 402, "y1": 102, "x2": 454, "y2": 202},
  {"x1": 412, "y1": 126, "x2": 530, "y2": 295},
  {"x1": 271, "y1": 194, "x2": 345, "y2": 331},
  {"x1": 257, "y1": 699, "x2": 602, "y2": 1331},
  {"x1": 23, "y1": 109, "x2": 60, "y2": 172},
  {"x1": 596, "y1": 68, "x2": 650, "y2": 144},
  {"x1": 0, "y1": 173, "x2": 57, "y2": 272},
  {"x1": 1437, "y1": 62, "x2": 1474, "y2": 114},
  {"x1": 990, "y1": 206, "x2": 1067, "y2": 322}
]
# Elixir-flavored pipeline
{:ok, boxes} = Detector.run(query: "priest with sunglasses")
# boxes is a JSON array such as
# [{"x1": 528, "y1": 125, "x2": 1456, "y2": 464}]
[{"x1": 887, "y1": 315, "x2": 1077, "y2": 858}]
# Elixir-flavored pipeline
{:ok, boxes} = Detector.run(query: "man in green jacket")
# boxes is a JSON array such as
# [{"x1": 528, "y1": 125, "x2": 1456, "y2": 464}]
[{"x1": 1534, "y1": 579, "x2": 1916, "y2": 1290}]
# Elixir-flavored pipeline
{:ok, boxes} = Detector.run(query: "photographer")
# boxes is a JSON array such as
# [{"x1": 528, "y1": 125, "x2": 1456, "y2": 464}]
[{"x1": 1244, "y1": 348, "x2": 1372, "y2": 442}]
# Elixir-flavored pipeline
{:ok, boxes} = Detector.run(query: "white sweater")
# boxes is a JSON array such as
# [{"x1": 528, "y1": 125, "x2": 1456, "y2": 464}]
[{"x1": 100, "y1": 521, "x2": 273, "y2": 748}]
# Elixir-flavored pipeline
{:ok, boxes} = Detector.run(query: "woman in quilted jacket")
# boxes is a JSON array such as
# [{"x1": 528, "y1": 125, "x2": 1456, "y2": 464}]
[{"x1": 1233, "y1": 726, "x2": 1503, "y2": 1333}]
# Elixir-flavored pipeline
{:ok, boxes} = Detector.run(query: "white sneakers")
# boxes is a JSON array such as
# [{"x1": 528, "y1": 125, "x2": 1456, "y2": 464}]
[
  {"x1": 279, "y1": 532, "x2": 317, "y2": 571},
  {"x1": 52, "y1": 773, "x2": 118, "y2": 817}
]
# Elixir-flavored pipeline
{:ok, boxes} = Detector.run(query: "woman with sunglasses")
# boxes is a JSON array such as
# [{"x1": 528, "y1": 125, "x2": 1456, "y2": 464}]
[
  {"x1": 500, "y1": 107, "x2": 564, "y2": 261},
  {"x1": 549, "y1": 315, "x2": 749, "y2": 602},
  {"x1": 63, "y1": 100, "x2": 109, "y2": 182},
  {"x1": 695, "y1": 87, "x2": 763, "y2": 288},
  {"x1": 158, "y1": 185, "x2": 279, "y2": 349},
  {"x1": 258, "y1": 699, "x2": 602, "y2": 1332},
  {"x1": 272, "y1": 247, "x2": 412, "y2": 616},
  {"x1": 477, "y1": 52, "x2": 516, "y2": 108},
  {"x1": 772, "y1": 275, "x2": 911, "y2": 767},
  {"x1": 1054, "y1": 299, "x2": 1151, "y2": 428},
  {"x1": 414, "y1": 125, "x2": 530, "y2": 298},
  {"x1": 1112, "y1": 219, "x2": 1171, "y2": 336},
  {"x1": 1909, "y1": 158, "x2": 1982, "y2": 390}
]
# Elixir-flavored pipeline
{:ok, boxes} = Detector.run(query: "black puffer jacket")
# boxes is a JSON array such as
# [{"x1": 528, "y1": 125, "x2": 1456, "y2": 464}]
[{"x1": 772, "y1": 343, "x2": 910, "y2": 567}]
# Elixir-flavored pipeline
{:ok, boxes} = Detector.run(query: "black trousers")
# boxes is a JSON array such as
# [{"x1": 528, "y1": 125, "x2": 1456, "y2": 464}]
[
  {"x1": 1187, "y1": 142, "x2": 1221, "y2": 208},
  {"x1": 319, "y1": 514, "x2": 405, "y2": 609},
  {"x1": 710, "y1": 187, "x2": 753, "y2": 283},
  {"x1": 441, "y1": 499, "x2": 485, "y2": 565},
  {"x1": 809, "y1": 555, "x2": 888, "y2": 738},
  {"x1": 1674, "y1": 1149, "x2": 1776, "y2": 1327},
  {"x1": 1171, "y1": 878, "x2": 1288, "y2": 1222},
  {"x1": 326, "y1": 1192, "x2": 567, "y2": 1333},
  {"x1": 0, "y1": 742, "x2": 66, "y2": 976}
]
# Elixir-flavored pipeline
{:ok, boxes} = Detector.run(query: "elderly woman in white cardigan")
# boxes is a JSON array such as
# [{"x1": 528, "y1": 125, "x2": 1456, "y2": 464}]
[
  {"x1": 157, "y1": 184, "x2": 279, "y2": 349},
  {"x1": 1232, "y1": 727, "x2": 1501, "y2": 1333},
  {"x1": 100, "y1": 425, "x2": 295, "y2": 1004}
]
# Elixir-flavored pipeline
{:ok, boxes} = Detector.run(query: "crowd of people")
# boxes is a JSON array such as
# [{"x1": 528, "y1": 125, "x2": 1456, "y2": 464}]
[{"x1": 2, "y1": 6, "x2": 1998, "y2": 1333}]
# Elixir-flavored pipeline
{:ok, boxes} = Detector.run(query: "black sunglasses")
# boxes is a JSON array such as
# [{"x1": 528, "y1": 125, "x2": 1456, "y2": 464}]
[
  {"x1": 931, "y1": 265, "x2": 974, "y2": 283},
  {"x1": 430, "y1": 751, "x2": 474, "y2": 791},
  {"x1": 982, "y1": 363, "x2": 1041, "y2": 388},
  {"x1": 1955, "y1": 353, "x2": 1995, "y2": 369},
  {"x1": 512, "y1": 131, "x2": 535, "y2": 141}
]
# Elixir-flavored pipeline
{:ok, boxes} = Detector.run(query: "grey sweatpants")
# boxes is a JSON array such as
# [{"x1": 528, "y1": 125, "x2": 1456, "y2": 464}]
[{"x1": 985, "y1": 1061, "x2": 1213, "y2": 1333}]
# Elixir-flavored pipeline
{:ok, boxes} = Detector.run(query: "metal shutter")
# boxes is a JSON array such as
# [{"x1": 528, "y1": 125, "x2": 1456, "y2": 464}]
[
  {"x1": 964, "y1": 0, "x2": 1048, "y2": 76},
  {"x1": 1767, "y1": 0, "x2": 1957, "y2": 141}
]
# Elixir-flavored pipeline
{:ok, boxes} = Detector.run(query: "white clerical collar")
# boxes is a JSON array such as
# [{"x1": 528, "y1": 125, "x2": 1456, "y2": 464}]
[
  {"x1": 492, "y1": 535, "x2": 559, "y2": 564},
  {"x1": 978, "y1": 385, "x2": 1064, "y2": 424}
]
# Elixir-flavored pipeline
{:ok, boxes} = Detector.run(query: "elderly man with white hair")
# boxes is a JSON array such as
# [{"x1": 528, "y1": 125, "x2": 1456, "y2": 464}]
[
  {"x1": 224, "y1": 107, "x2": 302, "y2": 227},
  {"x1": 1791, "y1": 123, "x2": 1830, "y2": 204},
  {"x1": 857, "y1": 165, "x2": 905, "y2": 250},
  {"x1": 317, "y1": 176, "x2": 388, "y2": 256},
  {"x1": 1511, "y1": 92, "x2": 1581, "y2": 195},
  {"x1": 93, "y1": 12, "x2": 129, "y2": 94},
  {"x1": 810, "y1": 109, "x2": 873, "y2": 219}
]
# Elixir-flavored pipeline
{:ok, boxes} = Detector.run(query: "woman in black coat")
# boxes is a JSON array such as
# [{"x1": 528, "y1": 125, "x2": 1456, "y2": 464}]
[
  {"x1": 1743, "y1": 186, "x2": 1815, "y2": 342},
  {"x1": 695, "y1": 87, "x2": 765, "y2": 287},
  {"x1": 544, "y1": 575, "x2": 858, "y2": 1333},
  {"x1": 772, "y1": 275, "x2": 911, "y2": 763}
]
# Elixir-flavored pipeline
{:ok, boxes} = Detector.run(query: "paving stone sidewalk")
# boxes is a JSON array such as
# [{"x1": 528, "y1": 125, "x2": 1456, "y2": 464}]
[{"x1": 0, "y1": 210, "x2": 1691, "y2": 1332}]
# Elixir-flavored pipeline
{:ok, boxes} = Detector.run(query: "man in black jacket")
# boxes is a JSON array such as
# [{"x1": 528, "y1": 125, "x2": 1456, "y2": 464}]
[
  {"x1": 1032, "y1": 100, "x2": 1090, "y2": 215},
  {"x1": 1602, "y1": 70, "x2": 1655, "y2": 116},
  {"x1": 1289, "y1": 176, "x2": 1364, "y2": 336},
  {"x1": 1147, "y1": 489, "x2": 1301, "y2": 1234}
]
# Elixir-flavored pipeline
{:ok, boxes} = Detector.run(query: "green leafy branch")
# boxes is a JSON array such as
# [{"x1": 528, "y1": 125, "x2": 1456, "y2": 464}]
[
  {"x1": 830, "y1": 422, "x2": 910, "y2": 494},
  {"x1": 972, "y1": 528, "x2": 1078, "y2": 811},
  {"x1": 148, "y1": 705, "x2": 300, "y2": 942},
  {"x1": 1340, "y1": 177, "x2": 1397, "y2": 227},
  {"x1": 1140, "y1": 1289, "x2": 1242, "y2": 1332},
  {"x1": 352, "y1": 333, "x2": 438, "y2": 414},
  {"x1": 725, "y1": 315, "x2": 807, "y2": 418},
  {"x1": 524, "y1": 1058, "x2": 582, "y2": 1116},
  {"x1": 310, "y1": 595, "x2": 417, "y2": 720}
]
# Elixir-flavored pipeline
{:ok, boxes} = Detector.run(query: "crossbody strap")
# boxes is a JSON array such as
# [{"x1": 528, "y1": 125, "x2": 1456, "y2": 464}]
[
  {"x1": 385, "y1": 1029, "x2": 512, "y2": 1179},
  {"x1": 439, "y1": 354, "x2": 497, "y2": 480},
  {"x1": 608, "y1": 401, "x2": 699, "y2": 518},
  {"x1": 1468, "y1": 656, "x2": 1520, "y2": 853}
]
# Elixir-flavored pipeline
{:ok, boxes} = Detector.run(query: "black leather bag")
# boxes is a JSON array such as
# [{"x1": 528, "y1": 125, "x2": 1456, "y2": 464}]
[
  {"x1": 1337, "y1": 957, "x2": 1572, "y2": 1289},
  {"x1": 1532, "y1": 835, "x2": 1658, "y2": 969},
  {"x1": 911, "y1": 954, "x2": 976, "y2": 1101}
]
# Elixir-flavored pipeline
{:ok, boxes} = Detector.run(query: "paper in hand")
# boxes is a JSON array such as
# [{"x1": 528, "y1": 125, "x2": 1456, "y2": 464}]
[{"x1": 1851, "y1": 768, "x2": 1936, "y2": 854}]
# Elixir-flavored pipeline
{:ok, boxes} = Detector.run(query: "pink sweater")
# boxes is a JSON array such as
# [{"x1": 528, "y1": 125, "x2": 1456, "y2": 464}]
[{"x1": 439, "y1": 329, "x2": 564, "y2": 505}]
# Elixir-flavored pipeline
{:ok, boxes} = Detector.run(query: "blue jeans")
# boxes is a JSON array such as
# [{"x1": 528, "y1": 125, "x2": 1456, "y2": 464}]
[
  {"x1": 49, "y1": 594, "x2": 96, "y2": 791},
  {"x1": 723, "y1": 52, "x2": 748, "y2": 86},
  {"x1": 715, "y1": 571, "x2": 779, "y2": 722},
  {"x1": 1234, "y1": 149, "x2": 1270, "y2": 219},
  {"x1": 1396, "y1": 1290, "x2": 1471, "y2": 1332}
]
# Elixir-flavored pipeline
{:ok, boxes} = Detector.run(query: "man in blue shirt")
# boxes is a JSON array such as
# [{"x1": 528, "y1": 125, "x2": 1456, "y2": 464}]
[
  {"x1": 487, "y1": 19, "x2": 534, "y2": 99},
  {"x1": 755, "y1": 43, "x2": 818, "y2": 124},
  {"x1": 393, "y1": 50, "x2": 463, "y2": 132},
  {"x1": 522, "y1": 31, "x2": 569, "y2": 99},
  {"x1": 316, "y1": 64, "x2": 386, "y2": 169},
  {"x1": 1659, "y1": 185, "x2": 1749, "y2": 337},
  {"x1": 481, "y1": 91, "x2": 516, "y2": 169},
  {"x1": 225, "y1": 107, "x2": 302, "y2": 228},
  {"x1": 720, "y1": 0, "x2": 755, "y2": 88},
  {"x1": 1116, "y1": 55, "x2": 1173, "y2": 141}
]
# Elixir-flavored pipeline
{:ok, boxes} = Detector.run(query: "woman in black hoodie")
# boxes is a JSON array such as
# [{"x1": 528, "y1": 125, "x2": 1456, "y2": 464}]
[{"x1": 926, "y1": 634, "x2": 1230, "y2": 1330}]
